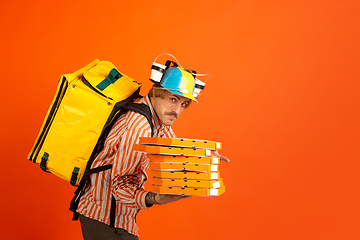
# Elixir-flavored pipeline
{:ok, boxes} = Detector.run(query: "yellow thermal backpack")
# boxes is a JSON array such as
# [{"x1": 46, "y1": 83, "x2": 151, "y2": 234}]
[{"x1": 28, "y1": 59, "x2": 153, "y2": 187}]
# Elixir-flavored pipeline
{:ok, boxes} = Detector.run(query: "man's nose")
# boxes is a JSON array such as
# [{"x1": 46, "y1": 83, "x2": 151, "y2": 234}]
[{"x1": 172, "y1": 103, "x2": 182, "y2": 114}]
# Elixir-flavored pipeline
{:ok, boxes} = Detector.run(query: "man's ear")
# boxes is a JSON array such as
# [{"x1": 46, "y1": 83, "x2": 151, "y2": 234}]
[{"x1": 149, "y1": 96, "x2": 158, "y2": 109}]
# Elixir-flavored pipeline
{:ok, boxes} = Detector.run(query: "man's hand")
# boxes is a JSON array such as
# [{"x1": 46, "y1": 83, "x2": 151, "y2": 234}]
[
  {"x1": 146, "y1": 192, "x2": 190, "y2": 206},
  {"x1": 155, "y1": 193, "x2": 190, "y2": 205},
  {"x1": 212, "y1": 150, "x2": 230, "y2": 162}
]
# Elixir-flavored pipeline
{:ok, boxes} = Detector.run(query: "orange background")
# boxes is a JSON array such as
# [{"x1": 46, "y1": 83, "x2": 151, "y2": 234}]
[{"x1": 1, "y1": 0, "x2": 359, "y2": 239}]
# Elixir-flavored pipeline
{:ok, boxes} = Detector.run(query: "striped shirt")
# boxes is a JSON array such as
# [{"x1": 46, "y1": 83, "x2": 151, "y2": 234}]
[{"x1": 77, "y1": 95, "x2": 176, "y2": 236}]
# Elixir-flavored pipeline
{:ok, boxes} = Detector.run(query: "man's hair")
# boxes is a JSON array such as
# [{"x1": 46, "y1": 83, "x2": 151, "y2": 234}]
[
  {"x1": 148, "y1": 84, "x2": 192, "y2": 108},
  {"x1": 148, "y1": 84, "x2": 170, "y2": 98}
]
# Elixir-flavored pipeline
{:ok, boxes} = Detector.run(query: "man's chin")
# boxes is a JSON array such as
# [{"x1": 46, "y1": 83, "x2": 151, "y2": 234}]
[
  {"x1": 163, "y1": 118, "x2": 176, "y2": 126},
  {"x1": 164, "y1": 120, "x2": 175, "y2": 126}
]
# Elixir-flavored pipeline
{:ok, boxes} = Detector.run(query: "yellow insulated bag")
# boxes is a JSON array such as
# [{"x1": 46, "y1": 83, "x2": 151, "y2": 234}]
[{"x1": 28, "y1": 59, "x2": 153, "y2": 187}]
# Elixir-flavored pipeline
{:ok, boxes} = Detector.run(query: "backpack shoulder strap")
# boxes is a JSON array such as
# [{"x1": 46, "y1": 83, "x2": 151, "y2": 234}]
[
  {"x1": 70, "y1": 99, "x2": 154, "y2": 225},
  {"x1": 108, "y1": 101, "x2": 154, "y2": 227},
  {"x1": 124, "y1": 102, "x2": 154, "y2": 135}
]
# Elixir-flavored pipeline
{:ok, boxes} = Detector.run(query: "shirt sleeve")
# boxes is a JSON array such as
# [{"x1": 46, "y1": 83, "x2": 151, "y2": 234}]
[{"x1": 111, "y1": 122, "x2": 152, "y2": 210}]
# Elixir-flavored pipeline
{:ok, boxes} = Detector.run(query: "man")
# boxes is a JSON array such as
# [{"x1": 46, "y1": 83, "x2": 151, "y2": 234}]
[{"x1": 77, "y1": 57, "x2": 229, "y2": 240}]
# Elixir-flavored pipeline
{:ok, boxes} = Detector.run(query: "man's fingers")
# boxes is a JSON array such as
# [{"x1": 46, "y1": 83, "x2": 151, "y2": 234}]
[
  {"x1": 213, "y1": 150, "x2": 230, "y2": 162},
  {"x1": 220, "y1": 155, "x2": 230, "y2": 162}
]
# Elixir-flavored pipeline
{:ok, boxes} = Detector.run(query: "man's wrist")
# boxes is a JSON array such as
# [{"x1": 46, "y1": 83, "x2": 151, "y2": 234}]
[{"x1": 145, "y1": 192, "x2": 160, "y2": 206}]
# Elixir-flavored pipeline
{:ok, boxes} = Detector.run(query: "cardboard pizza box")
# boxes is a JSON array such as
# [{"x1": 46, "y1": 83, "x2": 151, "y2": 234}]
[
  {"x1": 150, "y1": 185, "x2": 225, "y2": 196},
  {"x1": 147, "y1": 155, "x2": 220, "y2": 165},
  {"x1": 150, "y1": 162, "x2": 219, "y2": 172},
  {"x1": 134, "y1": 144, "x2": 212, "y2": 157},
  {"x1": 152, "y1": 177, "x2": 224, "y2": 189},
  {"x1": 139, "y1": 137, "x2": 222, "y2": 150},
  {"x1": 151, "y1": 170, "x2": 220, "y2": 180}
]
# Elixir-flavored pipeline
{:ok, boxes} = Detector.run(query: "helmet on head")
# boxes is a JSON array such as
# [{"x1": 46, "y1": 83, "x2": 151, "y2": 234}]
[{"x1": 150, "y1": 53, "x2": 208, "y2": 102}]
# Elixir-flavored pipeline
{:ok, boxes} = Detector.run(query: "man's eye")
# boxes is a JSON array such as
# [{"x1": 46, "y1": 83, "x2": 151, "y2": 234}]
[{"x1": 170, "y1": 98, "x2": 176, "y2": 102}]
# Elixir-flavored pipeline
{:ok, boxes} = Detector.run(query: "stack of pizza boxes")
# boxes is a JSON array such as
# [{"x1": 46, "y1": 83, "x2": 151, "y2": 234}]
[{"x1": 134, "y1": 137, "x2": 225, "y2": 196}]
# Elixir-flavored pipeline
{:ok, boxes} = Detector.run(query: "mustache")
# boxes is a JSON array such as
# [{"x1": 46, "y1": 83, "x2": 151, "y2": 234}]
[{"x1": 165, "y1": 112, "x2": 178, "y2": 119}]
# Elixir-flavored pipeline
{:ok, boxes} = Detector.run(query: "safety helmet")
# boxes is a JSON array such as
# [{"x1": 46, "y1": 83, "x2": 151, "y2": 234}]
[{"x1": 150, "y1": 53, "x2": 209, "y2": 102}]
